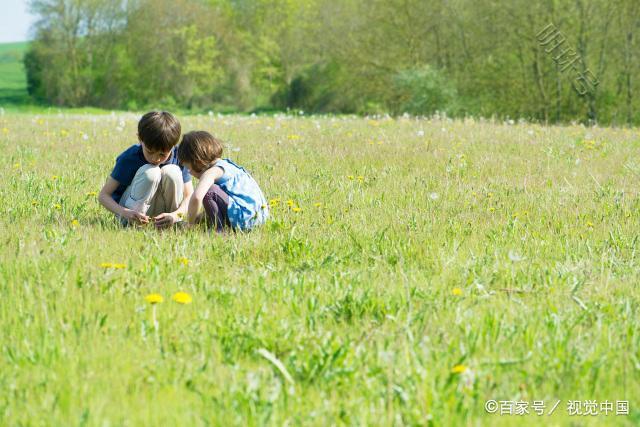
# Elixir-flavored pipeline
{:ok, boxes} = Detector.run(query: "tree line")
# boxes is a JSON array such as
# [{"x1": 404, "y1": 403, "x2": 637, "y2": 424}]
[{"x1": 25, "y1": 0, "x2": 640, "y2": 125}]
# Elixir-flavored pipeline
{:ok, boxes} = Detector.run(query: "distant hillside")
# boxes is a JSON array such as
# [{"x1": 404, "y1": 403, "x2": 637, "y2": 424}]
[{"x1": 0, "y1": 42, "x2": 30, "y2": 106}]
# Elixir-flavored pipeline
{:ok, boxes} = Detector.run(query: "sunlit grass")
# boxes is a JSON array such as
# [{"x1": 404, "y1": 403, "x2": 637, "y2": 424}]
[{"x1": 0, "y1": 112, "x2": 639, "y2": 425}]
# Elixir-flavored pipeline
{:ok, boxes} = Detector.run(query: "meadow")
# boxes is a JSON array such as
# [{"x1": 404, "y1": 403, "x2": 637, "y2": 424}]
[
  {"x1": 0, "y1": 42, "x2": 29, "y2": 107},
  {"x1": 0, "y1": 112, "x2": 639, "y2": 426}
]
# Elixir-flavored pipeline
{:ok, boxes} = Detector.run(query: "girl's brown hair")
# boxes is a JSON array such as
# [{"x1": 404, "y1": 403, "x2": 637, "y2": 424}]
[{"x1": 178, "y1": 131, "x2": 224, "y2": 173}]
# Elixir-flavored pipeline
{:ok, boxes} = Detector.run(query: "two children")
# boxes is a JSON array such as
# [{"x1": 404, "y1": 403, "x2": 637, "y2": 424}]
[{"x1": 98, "y1": 111, "x2": 268, "y2": 231}]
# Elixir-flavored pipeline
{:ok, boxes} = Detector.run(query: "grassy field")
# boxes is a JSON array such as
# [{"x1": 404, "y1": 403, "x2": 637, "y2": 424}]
[
  {"x1": 0, "y1": 112, "x2": 639, "y2": 426},
  {"x1": 0, "y1": 42, "x2": 29, "y2": 106}
]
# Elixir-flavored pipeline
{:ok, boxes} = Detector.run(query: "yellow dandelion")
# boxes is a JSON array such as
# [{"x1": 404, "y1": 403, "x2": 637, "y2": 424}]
[
  {"x1": 13, "y1": 162, "x2": 21, "y2": 169},
  {"x1": 60, "y1": 129, "x2": 69, "y2": 137},
  {"x1": 31, "y1": 200, "x2": 38, "y2": 206},
  {"x1": 86, "y1": 191, "x2": 97, "y2": 197},
  {"x1": 452, "y1": 364, "x2": 467, "y2": 374},
  {"x1": 586, "y1": 221, "x2": 594, "y2": 228},
  {"x1": 54, "y1": 203, "x2": 62, "y2": 210},
  {"x1": 287, "y1": 134, "x2": 300, "y2": 140},
  {"x1": 177, "y1": 212, "x2": 184, "y2": 219},
  {"x1": 172, "y1": 291, "x2": 193, "y2": 304},
  {"x1": 452, "y1": 288, "x2": 463, "y2": 296},
  {"x1": 177, "y1": 257, "x2": 190, "y2": 266},
  {"x1": 100, "y1": 262, "x2": 125, "y2": 269},
  {"x1": 286, "y1": 199, "x2": 294, "y2": 207},
  {"x1": 487, "y1": 192, "x2": 494, "y2": 199},
  {"x1": 145, "y1": 293, "x2": 164, "y2": 304},
  {"x1": 357, "y1": 175, "x2": 364, "y2": 182},
  {"x1": 488, "y1": 207, "x2": 495, "y2": 212},
  {"x1": 51, "y1": 175, "x2": 59, "y2": 181},
  {"x1": 347, "y1": 175, "x2": 355, "y2": 180},
  {"x1": 71, "y1": 219, "x2": 79, "y2": 226},
  {"x1": 314, "y1": 202, "x2": 322, "y2": 207},
  {"x1": 292, "y1": 207, "x2": 302, "y2": 213}
]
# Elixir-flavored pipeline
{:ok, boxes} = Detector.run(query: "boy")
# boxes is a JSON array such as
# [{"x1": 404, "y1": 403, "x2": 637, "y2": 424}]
[{"x1": 98, "y1": 111, "x2": 193, "y2": 228}]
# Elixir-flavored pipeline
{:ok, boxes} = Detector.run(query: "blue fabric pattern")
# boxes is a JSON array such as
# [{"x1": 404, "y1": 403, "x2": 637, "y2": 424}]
[{"x1": 214, "y1": 159, "x2": 268, "y2": 230}]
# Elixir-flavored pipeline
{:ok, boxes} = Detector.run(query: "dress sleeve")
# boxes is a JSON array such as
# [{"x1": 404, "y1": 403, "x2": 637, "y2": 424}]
[{"x1": 214, "y1": 160, "x2": 230, "y2": 184}]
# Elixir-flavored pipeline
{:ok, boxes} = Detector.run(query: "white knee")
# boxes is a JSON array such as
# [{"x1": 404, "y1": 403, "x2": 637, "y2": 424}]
[
  {"x1": 124, "y1": 165, "x2": 162, "y2": 212},
  {"x1": 161, "y1": 164, "x2": 182, "y2": 183},
  {"x1": 139, "y1": 164, "x2": 162, "y2": 184}
]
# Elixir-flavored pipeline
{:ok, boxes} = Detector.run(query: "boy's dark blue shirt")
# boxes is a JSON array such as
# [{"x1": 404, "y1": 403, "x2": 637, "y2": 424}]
[{"x1": 110, "y1": 144, "x2": 191, "y2": 203}]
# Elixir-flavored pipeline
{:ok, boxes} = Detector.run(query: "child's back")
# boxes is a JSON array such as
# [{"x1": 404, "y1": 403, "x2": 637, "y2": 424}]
[{"x1": 213, "y1": 158, "x2": 268, "y2": 229}]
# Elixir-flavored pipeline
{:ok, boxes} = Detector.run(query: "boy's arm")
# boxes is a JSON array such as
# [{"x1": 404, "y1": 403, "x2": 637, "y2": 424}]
[
  {"x1": 98, "y1": 176, "x2": 149, "y2": 224},
  {"x1": 187, "y1": 166, "x2": 224, "y2": 225}
]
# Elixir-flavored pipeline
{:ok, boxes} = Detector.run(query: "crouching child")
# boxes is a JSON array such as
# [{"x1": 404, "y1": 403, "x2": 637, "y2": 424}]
[
  {"x1": 177, "y1": 131, "x2": 268, "y2": 231},
  {"x1": 98, "y1": 111, "x2": 193, "y2": 228}
]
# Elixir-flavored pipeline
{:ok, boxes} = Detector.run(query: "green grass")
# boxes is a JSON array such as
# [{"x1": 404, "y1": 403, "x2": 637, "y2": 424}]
[
  {"x1": 0, "y1": 113, "x2": 639, "y2": 426},
  {"x1": 0, "y1": 41, "x2": 30, "y2": 106}
]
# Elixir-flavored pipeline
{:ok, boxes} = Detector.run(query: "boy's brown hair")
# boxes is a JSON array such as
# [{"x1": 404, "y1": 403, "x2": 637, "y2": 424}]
[
  {"x1": 138, "y1": 111, "x2": 182, "y2": 151},
  {"x1": 178, "y1": 131, "x2": 224, "y2": 173}
]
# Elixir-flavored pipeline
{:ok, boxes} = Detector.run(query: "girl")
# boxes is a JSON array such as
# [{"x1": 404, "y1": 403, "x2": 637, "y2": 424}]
[{"x1": 177, "y1": 131, "x2": 268, "y2": 231}]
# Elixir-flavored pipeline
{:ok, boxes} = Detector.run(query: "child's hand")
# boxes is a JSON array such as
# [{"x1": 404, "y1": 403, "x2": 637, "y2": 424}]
[
  {"x1": 153, "y1": 212, "x2": 179, "y2": 229},
  {"x1": 122, "y1": 208, "x2": 149, "y2": 224}
]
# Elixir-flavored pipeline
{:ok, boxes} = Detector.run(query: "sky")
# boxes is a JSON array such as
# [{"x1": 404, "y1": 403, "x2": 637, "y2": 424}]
[{"x1": 0, "y1": 0, "x2": 34, "y2": 43}]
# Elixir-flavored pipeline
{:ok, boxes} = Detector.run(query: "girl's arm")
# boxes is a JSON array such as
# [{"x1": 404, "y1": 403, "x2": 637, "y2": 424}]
[
  {"x1": 176, "y1": 181, "x2": 194, "y2": 216},
  {"x1": 153, "y1": 180, "x2": 194, "y2": 228},
  {"x1": 187, "y1": 166, "x2": 224, "y2": 224}
]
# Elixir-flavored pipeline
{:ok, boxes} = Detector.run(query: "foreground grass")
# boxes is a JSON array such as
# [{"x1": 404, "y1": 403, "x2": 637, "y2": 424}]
[{"x1": 0, "y1": 112, "x2": 639, "y2": 426}]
